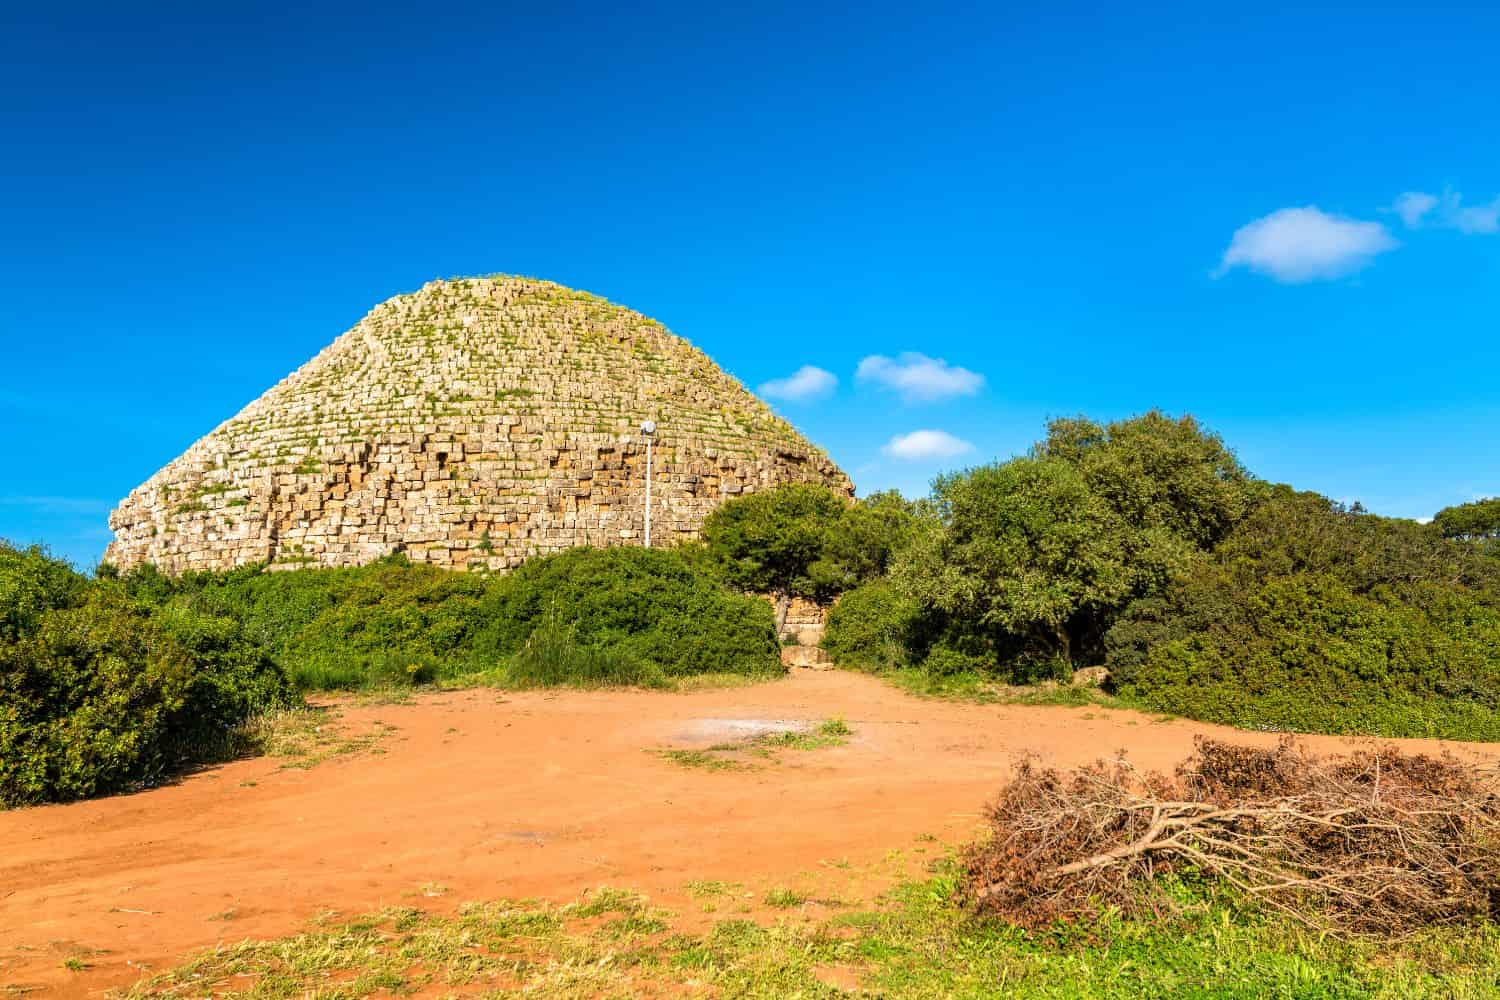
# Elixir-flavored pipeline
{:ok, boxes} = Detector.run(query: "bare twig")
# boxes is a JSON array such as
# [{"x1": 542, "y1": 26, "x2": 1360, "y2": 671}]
[{"x1": 963, "y1": 737, "x2": 1500, "y2": 936}]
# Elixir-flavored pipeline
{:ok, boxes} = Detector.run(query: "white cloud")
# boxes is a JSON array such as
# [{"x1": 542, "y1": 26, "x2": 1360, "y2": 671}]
[
  {"x1": 1392, "y1": 191, "x2": 1439, "y2": 227},
  {"x1": 759, "y1": 365, "x2": 836, "y2": 401},
  {"x1": 1391, "y1": 190, "x2": 1500, "y2": 234},
  {"x1": 1448, "y1": 197, "x2": 1500, "y2": 235},
  {"x1": 856, "y1": 353, "x2": 984, "y2": 403},
  {"x1": 882, "y1": 429, "x2": 974, "y2": 461},
  {"x1": 1215, "y1": 206, "x2": 1398, "y2": 283}
]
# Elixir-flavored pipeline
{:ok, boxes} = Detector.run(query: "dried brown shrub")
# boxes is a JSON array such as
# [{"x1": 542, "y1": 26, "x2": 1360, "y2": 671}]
[{"x1": 962, "y1": 737, "x2": 1500, "y2": 936}]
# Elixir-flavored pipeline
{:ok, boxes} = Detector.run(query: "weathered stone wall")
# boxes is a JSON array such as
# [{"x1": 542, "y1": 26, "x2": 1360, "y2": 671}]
[{"x1": 105, "y1": 277, "x2": 851, "y2": 573}]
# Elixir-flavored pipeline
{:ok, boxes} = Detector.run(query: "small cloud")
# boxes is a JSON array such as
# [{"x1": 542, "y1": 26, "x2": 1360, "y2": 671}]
[
  {"x1": 856, "y1": 353, "x2": 984, "y2": 403},
  {"x1": 883, "y1": 429, "x2": 974, "y2": 461},
  {"x1": 759, "y1": 365, "x2": 836, "y2": 402},
  {"x1": 1448, "y1": 197, "x2": 1500, "y2": 235},
  {"x1": 1215, "y1": 206, "x2": 1398, "y2": 283},
  {"x1": 1391, "y1": 189, "x2": 1500, "y2": 235},
  {"x1": 1392, "y1": 191, "x2": 1439, "y2": 228}
]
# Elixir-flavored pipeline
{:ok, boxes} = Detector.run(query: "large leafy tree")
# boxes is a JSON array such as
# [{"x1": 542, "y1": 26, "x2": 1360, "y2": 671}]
[
  {"x1": 893, "y1": 411, "x2": 1257, "y2": 674},
  {"x1": 1434, "y1": 497, "x2": 1500, "y2": 543},
  {"x1": 898, "y1": 457, "x2": 1139, "y2": 665},
  {"x1": 700, "y1": 484, "x2": 850, "y2": 628},
  {"x1": 810, "y1": 490, "x2": 918, "y2": 594},
  {"x1": 1037, "y1": 410, "x2": 1251, "y2": 549}
]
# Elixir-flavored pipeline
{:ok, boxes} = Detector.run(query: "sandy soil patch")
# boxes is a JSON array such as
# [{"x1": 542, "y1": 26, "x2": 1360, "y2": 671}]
[{"x1": 2, "y1": 669, "x2": 1494, "y2": 996}]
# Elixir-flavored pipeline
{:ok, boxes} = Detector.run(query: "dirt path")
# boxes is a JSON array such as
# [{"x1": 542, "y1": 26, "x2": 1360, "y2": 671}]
[{"x1": 3, "y1": 669, "x2": 1495, "y2": 997}]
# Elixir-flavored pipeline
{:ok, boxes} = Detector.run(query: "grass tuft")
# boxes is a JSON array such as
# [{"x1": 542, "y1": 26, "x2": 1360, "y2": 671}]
[{"x1": 121, "y1": 867, "x2": 1500, "y2": 998}]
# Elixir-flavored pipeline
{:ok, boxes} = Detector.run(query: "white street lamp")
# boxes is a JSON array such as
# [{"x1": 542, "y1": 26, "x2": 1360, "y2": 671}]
[{"x1": 640, "y1": 420, "x2": 657, "y2": 547}]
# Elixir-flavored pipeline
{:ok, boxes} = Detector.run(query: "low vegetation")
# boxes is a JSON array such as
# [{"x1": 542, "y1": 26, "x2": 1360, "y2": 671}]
[
  {"x1": 655, "y1": 717, "x2": 853, "y2": 770},
  {"x1": 0, "y1": 543, "x2": 293, "y2": 807},
  {"x1": 123, "y1": 867, "x2": 1500, "y2": 998},
  {"x1": 140, "y1": 545, "x2": 780, "y2": 692},
  {"x1": 1, "y1": 542, "x2": 779, "y2": 806}
]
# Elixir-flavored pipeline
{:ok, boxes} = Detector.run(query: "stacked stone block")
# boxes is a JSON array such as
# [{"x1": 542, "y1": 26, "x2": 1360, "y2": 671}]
[{"x1": 105, "y1": 277, "x2": 851, "y2": 573}]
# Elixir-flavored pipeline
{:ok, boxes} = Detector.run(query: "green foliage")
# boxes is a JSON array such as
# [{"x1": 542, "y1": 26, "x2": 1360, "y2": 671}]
[
  {"x1": 126, "y1": 869, "x2": 1500, "y2": 998},
  {"x1": 146, "y1": 555, "x2": 487, "y2": 690},
  {"x1": 0, "y1": 540, "x2": 86, "y2": 642},
  {"x1": 1434, "y1": 495, "x2": 1500, "y2": 542},
  {"x1": 0, "y1": 578, "x2": 292, "y2": 808},
  {"x1": 901, "y1": 456, "x2": 1139, "y2": 667},
  {"x1": 891, "y1": 411, "x2": 1254, "y2": 680},
  {"x1": 809, "y1": 490, "x2": 919, "y2": 594},
  {"x1": 1037, "y1": 410, "x2": 1251, "y2": 549},
  {"x1": 822, "y1": 580, "x2": 919, "y2": 672},
  {"x1": 1112, "y1": 488, "x2": 1500, "y2": 739},
  {"x1": 503, "y1": 607, "x2": 667, "y2": 689},
  {"x1": 474, "y1": 546, "x2": 780, "y2": 679},
  {"x1": 138, "y1": 546, "x2": 780, "y2": 691},
  {"x1": 701, "y1": 483, "x2": 849, "y2": 600}
]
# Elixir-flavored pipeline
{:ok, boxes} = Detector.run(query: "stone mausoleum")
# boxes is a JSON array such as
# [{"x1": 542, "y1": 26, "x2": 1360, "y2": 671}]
[{"x1": 105, "y1": 276, "x2": 851, "y2": 573}]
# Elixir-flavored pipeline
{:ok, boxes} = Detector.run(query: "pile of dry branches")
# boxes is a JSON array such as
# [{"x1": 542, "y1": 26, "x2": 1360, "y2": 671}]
[{"x1": 963, "y1": 737, "x2": 1500, "y2": 935}]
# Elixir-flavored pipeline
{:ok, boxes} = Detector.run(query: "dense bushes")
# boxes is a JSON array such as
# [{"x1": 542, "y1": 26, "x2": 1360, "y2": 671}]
[
  {"x1": 2, "y1": 539, "x2": 779, "y2": 807},
  {"x1": 1109, "y1": 489, "x2": 1500, "y2": 739},
  {"x1": 154, "y1": 557, "x2": 491, "y2": 689},
  {"x1": 822, "y1": 581, "x2": 918, "y2": 672},
  {"x1": 0, "y1": 542, "x2": 87, "y2": 641},
  {"x1": 476, "y1": 545, "x2": 779, "y2": 681},
  {"x1": 131, "y1": 545, "x2": 781, "y2": 691},
  {"x1": 1, "y1": 544, "x2": 292, "y2": 807}
]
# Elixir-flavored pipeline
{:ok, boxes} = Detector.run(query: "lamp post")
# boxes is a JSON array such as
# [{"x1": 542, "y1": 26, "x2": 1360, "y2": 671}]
[{"x1": 640, "y1": 420, "x2": 657, "y2": 547}]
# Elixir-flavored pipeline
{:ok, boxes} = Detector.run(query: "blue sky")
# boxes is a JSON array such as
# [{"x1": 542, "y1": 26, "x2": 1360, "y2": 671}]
[{"x1": 2, "y1": 2, "x2": 1497, "y2": 568}]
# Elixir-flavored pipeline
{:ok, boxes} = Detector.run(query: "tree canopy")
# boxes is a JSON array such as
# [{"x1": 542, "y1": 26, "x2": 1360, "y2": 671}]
[
  {"x1": 700, "y1": 483, "x2": 850, "y2": 603},
  {"x1": 888, "y1": 411, "x2": 1256, "y2": 674},
  {"x1": 1434, "y1": 497, "x2": 1500, "y2": 542}
]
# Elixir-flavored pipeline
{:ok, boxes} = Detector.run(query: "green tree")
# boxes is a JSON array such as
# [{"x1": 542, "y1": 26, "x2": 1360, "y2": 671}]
[
  {"x1": 891, "y1": 412, "x2": 1254, "y2": 676},
  {"x1": 700, "y1": 484, "x2": 849, "y2": 630},
  {"x1": 809, "y1": 490, "x2": 918, "y2": 594},
  {"x1": 898, "y1": 456, "x2": 1138, "y2": 668},
  {"x1": 1434, "y1": 497, "x2": 1500, "y2": 543},
  {"x1": 1038, "y1": 410, "x2": 1252, "y2": 549}
]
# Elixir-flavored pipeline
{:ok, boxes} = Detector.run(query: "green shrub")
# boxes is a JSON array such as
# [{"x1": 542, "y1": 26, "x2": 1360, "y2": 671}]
[
  {"x1": 503, "y1": 606, "x2": 667, "y2": 689},
  {"x1": 823, "y1": 581, "x2": 917, "y2": 672},
  {"x1": 476, "y1": 546, "x2": 781, "y2": 680},
  {"x1": 0, "y1": 590, "x2": 293, "y2": 808},
  {"x1": 919, "y1": 644, "x2": 995, "y2": 678},
  {"x1": 137, "y1": 547, "x2": 780, "y2": 691},
  {"x1": 0, "y1": 540, "x2": 86, "y2": 642},
  {"x1": 153, "y1": 556, "x2": 489, "y2": 690},
  {"x1": 1117, "y1": 572, "x2": 1500, "y2": 740}
]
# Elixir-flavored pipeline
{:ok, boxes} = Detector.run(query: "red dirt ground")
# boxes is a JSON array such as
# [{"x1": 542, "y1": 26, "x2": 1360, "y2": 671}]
[{"x1": 3, "y1": 669, "x2": 1496, "y2": 997}]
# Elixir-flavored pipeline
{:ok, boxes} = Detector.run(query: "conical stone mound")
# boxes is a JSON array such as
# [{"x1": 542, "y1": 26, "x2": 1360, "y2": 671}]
[{"x1": 106, "y1": 276, "x2": 851, "y2": 573}]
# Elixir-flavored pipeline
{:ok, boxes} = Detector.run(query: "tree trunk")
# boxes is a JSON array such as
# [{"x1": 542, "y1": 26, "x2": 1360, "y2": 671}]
[{"x1": 774, "y1": 590, "x2": 792, "y2": 637}]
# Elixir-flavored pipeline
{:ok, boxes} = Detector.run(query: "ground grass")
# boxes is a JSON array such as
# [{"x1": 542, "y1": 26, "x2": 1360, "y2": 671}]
[
  {"x1": 122, "y1": 865, "x2": 1500, "y2": 998},
  {"x1": 880, "y1": 667, "x2": 1127, "y2": 711},
  {"x1": 654, "y1": 718, "x2": 853, "y2": 772},
  {"x1": 436, "y1": 668, "x2": 780, "y2": 696},
  {"x1": 233, "y1": 707, "x2": 396, "y2": 771}
]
